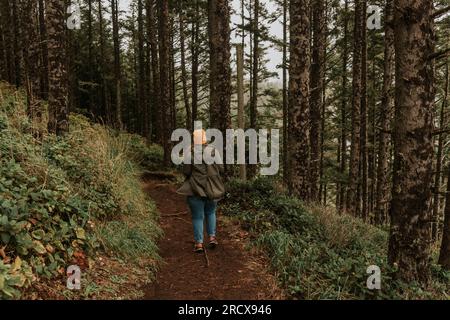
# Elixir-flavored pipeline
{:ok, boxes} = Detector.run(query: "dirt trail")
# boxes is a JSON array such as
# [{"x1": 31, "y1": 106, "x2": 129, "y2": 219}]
[{"x1": 142, "y1": 178, "x2": 284, "y2": 300}]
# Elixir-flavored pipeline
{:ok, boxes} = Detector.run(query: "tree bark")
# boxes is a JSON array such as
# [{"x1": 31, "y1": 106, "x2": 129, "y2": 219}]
[
  {"x1": 158, "y1": 0, "x2": 171, "y2": 166},
  {"x1": 310, "y1": 0, "x2": 326, "y2": 202},
  {"x1": 46, "y1": 0, "x2": 69, "y2": 135},
  {"x1": 179, "y1": 1, "x2": 192, "y2": 131},
  {"x1": 288, "y1": 0, "x2": 310, "y2": 200},
  {"x1": 375, "y1": 0, "x2": 394, "y2": 225},
  {"x1": 282, "y1": 0, "x2": 289, "y2": 186},
  {"x1": 360, "y1": 0, "x2": 368, "y2": 220},
  {"x1": 137, "y1": 0, "x2": 147, "y2": 136},
  {"x1": 338, "y1": 0, "x2": 349, "y2": 212},
  {"x1": 191, "y1": 0, "x2": 200, "y2": 129},
  {"x1": 0, "y1": 8, "x2": 5, "y2": 81},
  {"x1": 208, "y1": 0, "x2": 232, "y2": 171},
  {"x1": 237, "y1": 44, "x2": 246, "y2": 180},
  {"x1": 439, "y1": 163, "x2": 450, "y2": 269},
  {"x1": 20, "y1": 0, "x2": 41, "y2": 119},
  {"x1": 432, "y1": 62, "x2": 449, "y2": 239},
  {"x1": 248, "y1": 0, "x2": 259, "y2": 178},
  {"x1": 346, "y1": 0, "x2": 363, "y2": 216},
  {"x1": 0, "y1": 0, "x2": 14, "y2": 84},
  {"x1": 169, "y1": 19, "x2": 176, "y2": 131},
  {"x1": 147, "y1": 0, "x2": 160, "y2": 142},
  {"x1": 11, "y1": 0, "x2": 21, "y2": 88},
  {"x1": 87, "y1": 0, "x2": 94, "y2": 115},
  {"x1": 98, "y1": 0, "x2": 110, "y2": 124},
  {"x1": 38, "y1": 0, "x2": 49, "y2": 100},
  {"x1": 388, "y1": 0, "x2": 435, "y2": 284},
  {"x1": 111, "y1": 0, "x2": 122, "y2": 128}
]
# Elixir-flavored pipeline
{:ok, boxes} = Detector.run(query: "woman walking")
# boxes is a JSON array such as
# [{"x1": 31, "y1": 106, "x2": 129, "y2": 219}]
[{"x1": 177, "y1": 129, "x2": 225, "y2": 253}]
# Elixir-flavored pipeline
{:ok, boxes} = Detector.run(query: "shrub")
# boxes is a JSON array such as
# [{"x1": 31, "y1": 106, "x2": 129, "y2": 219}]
[
  {"x1": 222, "y1": 177, "x2": 449, "y2": 300},
  {"x1": 0, "y1": 83, "x2": 161, "y2": 299}
]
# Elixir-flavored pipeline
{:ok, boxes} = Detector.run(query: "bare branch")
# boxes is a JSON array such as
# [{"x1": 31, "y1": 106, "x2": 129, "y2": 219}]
[
  {"x1": 433, "y1": 128, "x2": 450, "y2": 136},
  {"x1": 433, "y1": 5, "x2": 450, "y2": 19},
  {"x1": 429, "y1": 47, "x2": 450, "y2": 61}
]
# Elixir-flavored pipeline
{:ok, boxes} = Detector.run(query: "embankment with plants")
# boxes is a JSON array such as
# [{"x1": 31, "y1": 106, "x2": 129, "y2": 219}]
[
  {"x1": 222, "y1": 178, "x2": 450, "y2": 300},
  {"x1": 0, "y1": 83, "x2": 162, "y2": 299}
]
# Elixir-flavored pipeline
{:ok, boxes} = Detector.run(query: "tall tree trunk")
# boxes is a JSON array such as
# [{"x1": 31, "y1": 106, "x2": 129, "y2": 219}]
[
  {"x1": 282, "y1": 0, "x2": 289, "y2": 185},
  {"x1": 237, "y1": 44, "x2": 247, "y2": 180},
  {"x1": 346, "y1": 0, "x2": 363, "y2": 216},
  {"x1": 0, "y1": 8, "x2": 6, "y2": 81},
  {"x1": 248, "y1": 0, "x2": 259, "y2": 178},
  {"x1": 158, "y1": 0, "x2": 171, "y2": 166},
  {"x1": 169, "y1": 20, "x2": 176, "y2": 131},
  {"x1": 111, "y1": 0, "x2": 122, "y2": 128},
  {"x1": 191, "y1": 0, "x2": 200, "y2": 128},
  {"x1": 11, "y1": 0, "x2": 21, "y2": 88},
  {"x1": 67, "y1": 22, "x2": 78, "y2": 115},
  {"x1": 87, "y1": 0, "x2": 94, "y2": 115},
  {"x1": 0, "y1": 0, "x2": 14, "y2": 84},
  {"x1": 147, "y1": 0, "x2": 160, "y2": 142},
  {"x1": 38, "y1": 0, "x2": 49, "y2": 100},
  {"x1": 439, "y1": 163, "x2": 450, "y2": 270},
  {"x1": 20, "y1": 0, "x2": 41, "y2": 119},
  {"x1": 46, "y1": 0, "x2": 69, "y2": 135},
  {"x1": 137, "y1": 0, "x2": 147, "y2": 136},
  {"x1": 360, "y1": 0, "x2": 368, "y2": 220},
  {"x1": 388, "y1": 0, "x2": 435, "y2": 284},
  {"x1": 310, "y1": 0, "x2": 325, "y2": 202},
  {"x1": 98, "y1": 0, "x2": 110, "y2": 123},
  {"x1": 319, "y1": 0, "x2": 327, "y2": 204},
  {"x1": 208, "y1": 0, "x2": 232, "y2": 172},
  {"x1": 368, "y1": 50, "x2": 377, "y2": 217},
  {"x1": 288, "y1": 0, "x2": 310, "y2": 200},
  {"x1": 179, "y1": 2, "x2": 192, "y2": 131},
  {"x1": 338, "y1": 0, "x2": 349, "y2": 212},
  {"x1": 432, "y1": 62, "x2": 449, "y2": 239}
]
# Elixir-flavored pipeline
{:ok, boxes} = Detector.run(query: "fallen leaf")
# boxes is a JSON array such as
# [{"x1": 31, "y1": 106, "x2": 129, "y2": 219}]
[{"x1": 12, "y1": 256, "x2": 22, "y2": 272}]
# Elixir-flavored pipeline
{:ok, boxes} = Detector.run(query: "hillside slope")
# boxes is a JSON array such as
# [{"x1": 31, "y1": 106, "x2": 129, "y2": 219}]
[
  {"x1": 222, "y1": 178, "x2": 450, "y2": 300},
  {"x1": 0, "y1": 83, "x2": 162, "y2": 299}
]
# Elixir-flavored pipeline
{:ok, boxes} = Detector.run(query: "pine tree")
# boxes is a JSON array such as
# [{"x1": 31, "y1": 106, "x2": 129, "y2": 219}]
[
  {"x1": 388, "y1": 0, "x2": 435, "y2": 284},
  {"x1": 208, "y1": 0, "x2": 232, "y2": 158},
  {"x1": 46, "y1": 0, "x2": 69, "y2": 135},
  {"x1": 288, "y1": 0, "x2": 310, "y2": 200},
  {"x1": 346, "y1": 0, "x2": 363, "y2": 216},
  {"x1": 158, "y1": 0, "x2": 171, "y2": 166},
  {"x1": 310, "y1": 0, "x2": 326, "y2": 202}
]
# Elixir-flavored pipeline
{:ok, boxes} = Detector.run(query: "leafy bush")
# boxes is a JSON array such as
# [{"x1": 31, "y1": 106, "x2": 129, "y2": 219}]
[
  {"x1": 222, "y1": 178, "x2": 449, "y2": 300},
  {"x1": 0, "y1": 83, "x2": 161, "y2": 299}
]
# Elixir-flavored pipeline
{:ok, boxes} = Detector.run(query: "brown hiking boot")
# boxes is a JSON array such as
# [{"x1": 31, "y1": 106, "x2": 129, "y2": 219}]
[
  {"x1": 193, "y1": 243, "x2": 204, "y2": 253},
  {"x1": 208, "y1": 236, "x2": 218, "y2": 249}
]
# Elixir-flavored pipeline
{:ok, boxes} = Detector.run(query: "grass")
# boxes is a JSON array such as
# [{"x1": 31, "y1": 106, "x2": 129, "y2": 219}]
[
  {"x1": 0, "y1": 82, "x2": 162, "y2": 299},
  {"x1": 221, "y1": 177, "x2": 450, "y2": 300}
]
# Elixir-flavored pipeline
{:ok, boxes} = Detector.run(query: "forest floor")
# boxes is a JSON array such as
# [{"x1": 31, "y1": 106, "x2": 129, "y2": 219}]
[{"x1": 142, "y1": 177, "x2": 284, "y2": 300}]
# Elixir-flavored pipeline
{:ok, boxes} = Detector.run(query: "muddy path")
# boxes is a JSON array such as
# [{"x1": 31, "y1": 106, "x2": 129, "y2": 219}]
[{"x1": 142, "y1": 178, "x2": 284, "y2": 300}]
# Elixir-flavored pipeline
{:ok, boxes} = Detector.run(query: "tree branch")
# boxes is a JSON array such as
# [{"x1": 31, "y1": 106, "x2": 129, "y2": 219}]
[
  {"x1": 433, "y1": 6, "x2": 450, "y2": 19},
  {"x1": 433, "y1": 128, "x2": 450, "y2": 136},
  {"x1": 429, "y1": 47, "x2": 450, "y2": 61}
]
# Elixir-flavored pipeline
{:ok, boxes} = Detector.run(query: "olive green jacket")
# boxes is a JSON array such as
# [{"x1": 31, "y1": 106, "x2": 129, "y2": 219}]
[{"x1": 176, "y1": 145, "x2": 225, "y2": 199}]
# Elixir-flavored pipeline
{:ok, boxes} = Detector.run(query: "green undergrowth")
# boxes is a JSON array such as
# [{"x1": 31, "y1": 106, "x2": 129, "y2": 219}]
[
  {"x1": 222, "y1": 178, "x2": 449, "y2": 300},
  {"x1": 0, "y1": 83, "x2": 162, "y2": 299}
]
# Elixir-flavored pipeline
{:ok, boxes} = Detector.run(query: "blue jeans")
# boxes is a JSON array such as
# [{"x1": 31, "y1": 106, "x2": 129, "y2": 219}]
[{"x1": 187, "y1": 196, "x2": 217, "y2": 244}]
